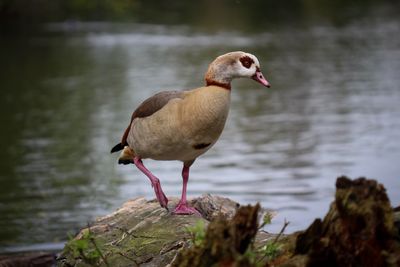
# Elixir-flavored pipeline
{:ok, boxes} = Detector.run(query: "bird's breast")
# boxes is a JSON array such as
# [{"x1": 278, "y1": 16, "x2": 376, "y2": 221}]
[{"x1": 180, "y1": 86, "x2": 230, "y2": 141}]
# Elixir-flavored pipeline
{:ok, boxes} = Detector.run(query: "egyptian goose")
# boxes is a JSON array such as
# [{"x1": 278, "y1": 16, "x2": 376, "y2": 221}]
[{"x1": 111, "y1": 51, "x2": 270, "y2": 214}]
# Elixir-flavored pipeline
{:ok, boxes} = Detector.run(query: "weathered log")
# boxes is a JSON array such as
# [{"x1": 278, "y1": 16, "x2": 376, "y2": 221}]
[
  {"x1": 291, "y1": 176, "x2": 400, "y2": 267},
  {"x1": 170, "y1": 204, "x2": 261, "y2": 267},
  {"x1": 57, "y1": 177, "x2": 400, "y2": 267},
  {"x1": 57, "y1": 194, "x2": 271, "y2": 267},
  {"x1": 0, "y1": 252, "x2": 56, "y2": 267}
]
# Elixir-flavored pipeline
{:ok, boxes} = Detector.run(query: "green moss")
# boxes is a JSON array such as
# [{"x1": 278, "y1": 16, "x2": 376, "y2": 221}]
[
  {"x1": 64, "y1": 228, "x2": 110, "y2": 266},
  {"x1": 186, "y1": 220, "x2": 207, "y2": 247}
]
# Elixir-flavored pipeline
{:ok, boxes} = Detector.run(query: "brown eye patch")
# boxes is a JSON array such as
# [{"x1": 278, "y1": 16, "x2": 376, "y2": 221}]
[{"x1": 239, "y1": 56, "x2": 254, "y2": 69}]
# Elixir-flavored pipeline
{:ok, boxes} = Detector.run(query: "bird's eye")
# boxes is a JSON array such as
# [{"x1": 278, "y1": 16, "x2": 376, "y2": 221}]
[{"x1": 240, "y1": 56, "x2": 254, "y2": 69}]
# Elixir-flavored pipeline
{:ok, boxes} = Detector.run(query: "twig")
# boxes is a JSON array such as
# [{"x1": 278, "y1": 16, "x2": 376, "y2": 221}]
[
  {"x1": 111, "y1": 224, "x2": 158, "y2": 238},
  {"x1": 257, "y1": 219, "x2": 290, "y2": 264},
  {"x1": 87, "y1": 225, "x2": 110, "y2": 267},
  {"x1": 273, "y1": 219, "x2": 289, "y2": 244},
  {"x1": 106, "y1": 224, "x2": 158, "y2": 246},
  {"x1": 117, "y1": 252, "x2": 139, "y2": 266},
  {"x1": 90, "y1": 237, "x2": 110, "y2": 267}
]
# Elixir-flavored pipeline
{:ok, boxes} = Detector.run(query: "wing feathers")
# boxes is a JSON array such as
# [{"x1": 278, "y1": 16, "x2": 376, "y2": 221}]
[{"x1": 111, "y1": 90, "x2": 184, "y2": 153}]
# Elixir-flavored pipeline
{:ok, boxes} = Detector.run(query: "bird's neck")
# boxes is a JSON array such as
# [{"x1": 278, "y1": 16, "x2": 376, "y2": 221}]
[
  {"x1": 183, "y1": 85, "x2": 231, "y2": 140},
  {"x1": 205, "y1": 78, "x2": 231, "y2": 90},
  {"x1": 204, "y1": 65, "x2": 232, "y2": 91}
]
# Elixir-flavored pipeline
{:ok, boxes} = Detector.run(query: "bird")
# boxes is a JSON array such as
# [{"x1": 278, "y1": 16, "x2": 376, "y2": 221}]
[{"x1": 111, "y1": 51, "x2": 270, "y2": 215}]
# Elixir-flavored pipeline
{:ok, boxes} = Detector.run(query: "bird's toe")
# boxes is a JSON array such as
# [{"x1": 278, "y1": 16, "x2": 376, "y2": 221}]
[{"x1": 172, "y1": 202, "x2": 201, "y2": 216}]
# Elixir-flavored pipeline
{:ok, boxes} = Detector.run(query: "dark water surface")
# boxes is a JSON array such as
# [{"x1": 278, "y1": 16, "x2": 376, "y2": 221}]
[{"x1": 1, "y1": 12, "x2": 400, "y2": 251}]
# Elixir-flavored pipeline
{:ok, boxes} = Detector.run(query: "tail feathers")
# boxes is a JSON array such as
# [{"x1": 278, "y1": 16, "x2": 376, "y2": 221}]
[
  {"x1": 111, "y1": 143, "x2": 124, "y2": 153},
  {"x1": 118, "y1": 158, "x2": 134, "y2": 165},
  {"x1": 117, "y1": 146, "x2": 136, "y2": 165}
]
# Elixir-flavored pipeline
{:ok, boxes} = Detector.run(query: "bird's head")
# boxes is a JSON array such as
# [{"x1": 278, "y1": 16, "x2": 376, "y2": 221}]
[{"x1": 205, "y1": 51, "x2": 270, "y2": 89}]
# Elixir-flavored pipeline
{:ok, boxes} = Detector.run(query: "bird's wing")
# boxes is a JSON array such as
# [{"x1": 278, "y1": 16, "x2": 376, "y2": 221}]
[
  {"x1": 130, "y1": 91, "x2": 184, "y2": 120},
  {"x1": 111, "y1": 90, "x2": 184, "y2": 153}
]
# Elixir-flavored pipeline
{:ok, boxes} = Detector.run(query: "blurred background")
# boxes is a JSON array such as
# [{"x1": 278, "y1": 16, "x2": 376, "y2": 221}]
[{"x1": 1, "y1": 0, "x2": 400, "y2": 253}]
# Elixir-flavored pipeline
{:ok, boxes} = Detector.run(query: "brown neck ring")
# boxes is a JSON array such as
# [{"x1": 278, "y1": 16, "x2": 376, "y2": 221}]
[{"x1": 205, "y1": 79, "x2": 231, "y2": 90}]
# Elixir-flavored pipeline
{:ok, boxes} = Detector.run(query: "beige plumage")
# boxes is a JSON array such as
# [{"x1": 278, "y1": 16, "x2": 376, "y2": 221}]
[{"x1": 111, "y1": 51, "x2": 270, "y2": 214}]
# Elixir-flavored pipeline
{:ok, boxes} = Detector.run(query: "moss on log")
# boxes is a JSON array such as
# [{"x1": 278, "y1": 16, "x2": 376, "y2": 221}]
[
  {"x1": 57, "y1": 194, "x2": 271, "y2": 267},
  {"x1": 57, "y1": 177, "x2": 400, "y2": 267},
  {"x1": 170, "y1": 203, "x2": 261, "y2": 267}
]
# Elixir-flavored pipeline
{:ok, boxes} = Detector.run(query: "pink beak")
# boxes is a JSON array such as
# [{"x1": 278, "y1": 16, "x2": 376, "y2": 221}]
[{"x1": 252, "y1": 69, "x2": 271, "y2": 88}]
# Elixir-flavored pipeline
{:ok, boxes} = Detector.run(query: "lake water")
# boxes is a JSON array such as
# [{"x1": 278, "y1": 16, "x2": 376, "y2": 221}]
[{"x1": 1, "y1": 11, "x2": 400, "y2": 252}]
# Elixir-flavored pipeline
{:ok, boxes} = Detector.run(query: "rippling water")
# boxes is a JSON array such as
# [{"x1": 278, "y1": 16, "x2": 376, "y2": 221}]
[{"x1": 1, "y1": 15, "x2": 400, "y2": 251}]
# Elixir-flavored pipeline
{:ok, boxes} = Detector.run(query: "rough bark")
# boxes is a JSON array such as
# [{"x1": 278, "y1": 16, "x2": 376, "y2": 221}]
[
  {"x1": 169, "y1": 204, "x2": 261, "y2": 267},
  {"x1": 0, "y1": 252, "x2": 56, "y2": 267},
  {"x1": 51, "y1": 177, "x2": 400, "y2": 267},
  {"x1": 57, "y1": 194, "x2": 273, "y2": 267},
  {"x1": 291, "y1": 177, "x2": 400, "y2": 267}
]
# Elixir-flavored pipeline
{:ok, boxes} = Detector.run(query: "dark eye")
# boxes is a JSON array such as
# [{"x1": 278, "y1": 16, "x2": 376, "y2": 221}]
[{"x1": 240, "y1": 56, "x2": 254, "y2": 69}]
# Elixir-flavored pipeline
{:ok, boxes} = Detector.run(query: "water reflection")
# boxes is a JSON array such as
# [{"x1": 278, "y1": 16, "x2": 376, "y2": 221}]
[{"x1": 1, "y1": 14, "x2": 400, "y2": 250}]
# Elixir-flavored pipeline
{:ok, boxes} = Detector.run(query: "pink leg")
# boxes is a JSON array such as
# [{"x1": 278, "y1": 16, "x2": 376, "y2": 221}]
[
  {"x1": 133, "y1": 157, "x2": 168, "y2": 210},
  {"x1": 173, "y1": 164, "x2": 200, "y2": 215}
]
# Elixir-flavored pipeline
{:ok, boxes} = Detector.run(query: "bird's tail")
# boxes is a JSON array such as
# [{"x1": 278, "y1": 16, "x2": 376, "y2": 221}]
[
  {"x1": 110, "y1": 142, "x2": 125, "y2": 153},
  {"x1": 117, "y1": 146, "x2": 136, "y2": 165}
]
